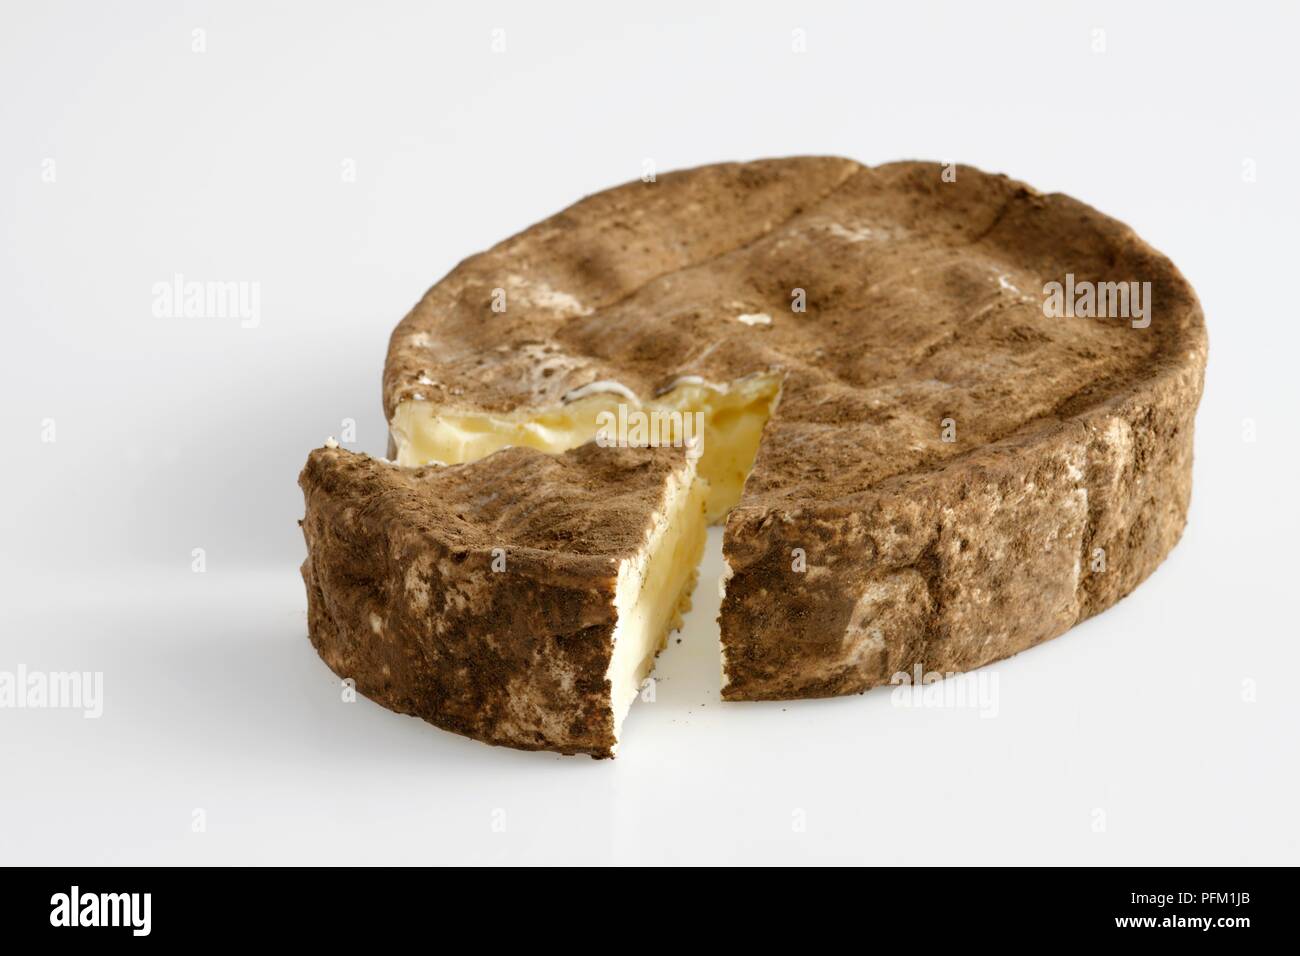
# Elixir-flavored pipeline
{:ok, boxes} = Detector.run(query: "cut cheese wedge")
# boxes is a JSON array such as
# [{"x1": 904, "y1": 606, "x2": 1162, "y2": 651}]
[{"x1": 299, "y1": 442, "x2": 705, "y2": 757}]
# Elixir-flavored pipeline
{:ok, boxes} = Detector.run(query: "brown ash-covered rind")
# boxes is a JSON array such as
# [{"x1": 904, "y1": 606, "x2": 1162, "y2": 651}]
[
  {"x1": 299, "y1": 443, "x2": 689, "y2": 757},
  {"x1": 718, "y1": 376, "x2": 1199, "y2": 698}
]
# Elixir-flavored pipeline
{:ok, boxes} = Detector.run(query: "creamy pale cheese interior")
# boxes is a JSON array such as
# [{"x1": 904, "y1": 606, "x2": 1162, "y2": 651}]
[
  {"x1": 606, "y1": 461, "x2": 708, "y2": 751},
  {"x1": 388, "y1": 376, "x2": 775, "y2": 752},
  {"x1": 390, "y1": 375, "x2": 780, "y2": 523}
]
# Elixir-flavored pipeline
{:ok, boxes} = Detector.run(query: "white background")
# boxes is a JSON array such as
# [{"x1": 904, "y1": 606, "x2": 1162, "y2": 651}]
[{"x1": 2, "y1": 1, "x2": 1296, "y2": 865}]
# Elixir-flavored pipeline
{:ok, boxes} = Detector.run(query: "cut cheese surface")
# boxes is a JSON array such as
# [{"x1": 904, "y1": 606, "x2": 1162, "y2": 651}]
[
  {"x1": 391, "y1": 375, "x2": 780, "y2": 522},
  {"x1": 607, "y1": 461, "x2": 708, "y2": 750}
]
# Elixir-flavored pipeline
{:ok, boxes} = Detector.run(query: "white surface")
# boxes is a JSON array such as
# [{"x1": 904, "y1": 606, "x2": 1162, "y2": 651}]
[{"x1": 1, "y1": 1, "x2": 1297, "y2": 865}]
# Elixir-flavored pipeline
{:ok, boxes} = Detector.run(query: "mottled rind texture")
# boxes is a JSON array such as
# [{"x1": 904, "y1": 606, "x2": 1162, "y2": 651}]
[
  {"x1": 714, "y1": 170, "x2": 1206, "y2": 699},
  {"x1": 299, "y1": 443, "x2": 691, "y2": 756},
  {"x1": 719, "y1": 387, "x2": 1200, "y2": 698}
]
